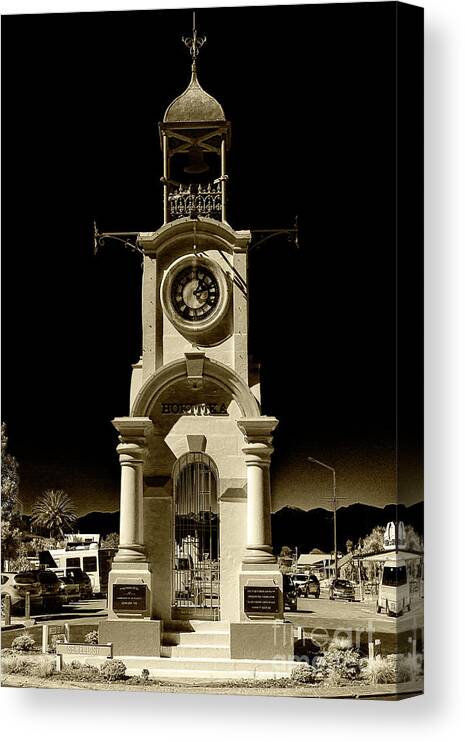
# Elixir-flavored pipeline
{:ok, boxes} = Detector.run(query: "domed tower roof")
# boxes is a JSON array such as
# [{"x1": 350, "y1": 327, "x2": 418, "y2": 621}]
[{"x1": 163, "y1": 62, "x2": 226, "y2": 124}]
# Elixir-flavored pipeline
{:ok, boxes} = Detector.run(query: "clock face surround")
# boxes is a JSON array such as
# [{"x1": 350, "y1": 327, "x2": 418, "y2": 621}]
[
  {"x1": 160, "y1": 253, "x2": 231, "y2": 343},
  {"x1": 171, "y1": 264, "x2": 220, "y2": 322}
]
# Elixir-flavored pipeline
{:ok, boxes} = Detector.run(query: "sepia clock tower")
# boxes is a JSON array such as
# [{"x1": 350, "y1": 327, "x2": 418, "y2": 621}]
[{"x1": 102, "y1": 17, "x2": 294, "y2": 667}]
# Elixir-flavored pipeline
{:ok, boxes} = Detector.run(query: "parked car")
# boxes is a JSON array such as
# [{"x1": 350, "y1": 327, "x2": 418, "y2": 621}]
[
  {"x1": 302, "y1": 574, "x2": 320, "y2": 598},
  {"x1": 1, "y1": 572, "x2": 43, "y2": 613},
  {"x1": 29, "y1": 569, "x2": 63, "y2": 609},
  {"x1": 329, "y1": 578, "x2": 356, "y2": 601},
  {"x1": 291, "y1": 573, "x2": 320, "y2": 598},
  {"x1": 57, "y1": 575, "x2": 81, "y2": 604},
  {"x1": 283, "y1": 574, "x2": 298, "y2": 612},
  {"x1": 63, "y1": 568, "x2": 93, "y2": 599}
]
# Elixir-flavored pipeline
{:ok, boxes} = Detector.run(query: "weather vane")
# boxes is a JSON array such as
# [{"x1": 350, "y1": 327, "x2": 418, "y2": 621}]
[{"x1": 182, "y1": 11, "x2": 206, "y2": 61}]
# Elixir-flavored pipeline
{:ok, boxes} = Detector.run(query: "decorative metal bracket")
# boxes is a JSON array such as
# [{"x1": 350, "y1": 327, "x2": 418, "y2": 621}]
[
  {"x1": 93, "y1": 222, "x2": 143, "y2": 257},
  {"x1": 250, "y1": 216, "x2": 299, "y2": 250}
]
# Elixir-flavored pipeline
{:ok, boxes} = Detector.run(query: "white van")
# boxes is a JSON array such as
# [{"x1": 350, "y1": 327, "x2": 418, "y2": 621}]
[{"x1": 377, "y1": 557, "x2": 411, "y2": 617}]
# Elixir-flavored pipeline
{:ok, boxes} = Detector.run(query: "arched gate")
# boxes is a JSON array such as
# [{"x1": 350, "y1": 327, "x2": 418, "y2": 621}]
[{"x1": 172, "y1": 452, "x2": 220, "y2": 620}]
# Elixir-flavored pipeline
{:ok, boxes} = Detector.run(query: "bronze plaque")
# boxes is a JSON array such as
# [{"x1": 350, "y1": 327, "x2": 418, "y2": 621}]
[
  {"x1": 113, "y1": 584, "x2": 147, "y2": 612},
  {"x1": 244, "y1": 585, "x2": 279, "y2": 614}
]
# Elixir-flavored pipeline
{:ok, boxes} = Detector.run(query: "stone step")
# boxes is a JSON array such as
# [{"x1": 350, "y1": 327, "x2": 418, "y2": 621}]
[
  {"x1": 163, "y1": 619, "x2": 228, "y2": 634},
  {"x1": 161, "y1": 644, "x2": 230, "y2": 659},
  {"x1": 163, "y1": 630, "x2": 230, "y2": 647},
  {"x1": 58, "y1": 651, "x2": 296, "y2": 680},
  {"x1": 119, "y1": 655, "x2": 296, "y2": 679}
]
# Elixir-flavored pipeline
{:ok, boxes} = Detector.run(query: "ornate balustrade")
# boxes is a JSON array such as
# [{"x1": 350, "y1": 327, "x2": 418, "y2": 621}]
[{"x1": 168, "y1": 182, "x2": 222, "y2": 220}]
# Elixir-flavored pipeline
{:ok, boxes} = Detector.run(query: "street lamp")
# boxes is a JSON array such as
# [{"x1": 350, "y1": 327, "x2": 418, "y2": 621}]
[{"x1": 307, "y1": 456, "x2": 339, "y2": 579}]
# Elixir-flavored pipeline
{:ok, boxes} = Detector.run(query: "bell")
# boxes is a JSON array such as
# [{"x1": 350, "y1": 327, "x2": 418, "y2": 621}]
[{"x1": 184, "y1": 146, "x2": 209, "y2": 175}]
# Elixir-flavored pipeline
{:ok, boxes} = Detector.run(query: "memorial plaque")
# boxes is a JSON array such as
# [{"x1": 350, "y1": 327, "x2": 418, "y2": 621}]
[
  {"x1": 113, "y1": 583, "x2": 147, "y2": 612},
  {"x1": 244, "y1": 585, "x2": 279, "y2": 614},
  {"x1": 57, "y1": 642, "x2": 112, "y2": 658}
]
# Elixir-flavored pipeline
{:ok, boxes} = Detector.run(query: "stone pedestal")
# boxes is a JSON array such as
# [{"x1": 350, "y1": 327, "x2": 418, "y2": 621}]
[
  {"x1": 230, "y1": 620, "x2": 294, "y2": 661},
  {"x1": 99, "y1": 618, "x2": 162, "y2": 657},
  {"x1": 107, "y1": 562, "x2": 153, "y2": 621}
]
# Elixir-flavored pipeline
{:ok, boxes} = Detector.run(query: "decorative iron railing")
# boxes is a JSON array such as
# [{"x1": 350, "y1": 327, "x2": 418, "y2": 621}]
[{"x1": 168, "y1": 182, "x2": 222, "y2": 220}]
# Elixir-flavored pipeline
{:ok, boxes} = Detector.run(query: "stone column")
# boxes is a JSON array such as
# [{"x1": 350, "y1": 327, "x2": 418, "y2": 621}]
[
  {"x1": 112, "y1": 417, "x2": 151, "y2": 564},
  {"x1": 237, "y1": 417, "x2": 279, "y2": 565}
]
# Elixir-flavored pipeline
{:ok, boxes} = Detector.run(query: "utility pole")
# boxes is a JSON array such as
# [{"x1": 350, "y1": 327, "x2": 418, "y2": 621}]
[{"x1": 307, "y1": 456, "x2": 346, "y2": 579}]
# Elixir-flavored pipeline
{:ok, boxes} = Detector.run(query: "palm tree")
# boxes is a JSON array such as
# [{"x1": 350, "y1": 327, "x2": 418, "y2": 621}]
[{"x1": 31, "y1": 489, "x2": 77, "y2": 539}]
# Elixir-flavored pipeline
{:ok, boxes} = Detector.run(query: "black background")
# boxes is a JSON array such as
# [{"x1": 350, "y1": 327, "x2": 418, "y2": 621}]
[{"x1": 1, "y1": 3, "x2": 423, "y2": 514}]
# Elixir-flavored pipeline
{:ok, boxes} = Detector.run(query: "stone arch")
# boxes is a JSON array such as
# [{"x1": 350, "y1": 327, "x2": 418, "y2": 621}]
[{"x1": 131, "y1": 355, "x2": 261, "y2": 419}]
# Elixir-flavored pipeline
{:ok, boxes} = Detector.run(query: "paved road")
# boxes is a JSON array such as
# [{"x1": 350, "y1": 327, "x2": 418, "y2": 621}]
[
  {"x1": 286, "y1": 595, "x2": 423, "y2": 656},
  {"x1": 3, "y1": 598, "x2": 108, "y2": 628},
  {"x1": 289, "y1": 595, "x2": 423, "y2": 633}
]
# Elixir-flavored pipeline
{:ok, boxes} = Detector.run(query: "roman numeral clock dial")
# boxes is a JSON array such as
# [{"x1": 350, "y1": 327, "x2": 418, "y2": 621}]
[
  {"x1": 172, "y1": 265, "x2": 219, "y2": 321},
  {"x1": 160, "y1": 253, "x2": 232, "y2": 346}
]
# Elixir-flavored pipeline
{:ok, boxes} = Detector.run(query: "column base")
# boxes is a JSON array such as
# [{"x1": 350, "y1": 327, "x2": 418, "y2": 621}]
[
  {"x1": 239, "y1": 563, "x2": 284, "y2": 621},
  {"x1": 107, "y1": 561, "x2": 153, "y2": 621},
  {"x1": 113, "y1": 544, "x2": 147, "y2": 563}
]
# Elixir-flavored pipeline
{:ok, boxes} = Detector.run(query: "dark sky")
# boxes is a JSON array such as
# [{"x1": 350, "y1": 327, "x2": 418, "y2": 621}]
[{"x1": 1, "y1": 4, "x2": 423, "y2": 515}]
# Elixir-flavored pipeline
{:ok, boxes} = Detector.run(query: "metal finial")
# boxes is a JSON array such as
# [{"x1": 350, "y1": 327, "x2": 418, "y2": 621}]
[{"x1": 182, "y1": 11, "x2": 206, "y2": 61}]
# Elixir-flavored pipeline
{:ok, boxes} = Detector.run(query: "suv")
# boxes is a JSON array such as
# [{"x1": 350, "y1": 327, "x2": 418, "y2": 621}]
[
  {"x1": 29, "y1": 569, "x2": 63, "y2": 609},
  {"x1": 291, "y1": 573, "x2": 321, "y2": 598},
  {"x1": 1, "y1": 572, "x2": 43, "y2": 613},
  {"x1": 64, "y1": 568, "x2": 93, "y2": 599}
]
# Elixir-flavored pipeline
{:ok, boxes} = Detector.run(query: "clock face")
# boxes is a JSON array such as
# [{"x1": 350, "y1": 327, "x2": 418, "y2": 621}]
[{"x1": 171, "y1": 264, "x2": 220, "y2": 322}]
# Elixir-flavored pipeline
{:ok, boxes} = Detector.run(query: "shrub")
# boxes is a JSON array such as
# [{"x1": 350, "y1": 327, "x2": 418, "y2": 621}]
[
  {"x1": 361, "y1": 656, "x2": 397, "y2": 685},
  {"x1": 291, "y1": 662, "x2": 317, "y2": 685},
  {"x1": 330, "y1": 636, "x2": 352, "y2": 651},
  {"x1": 99, "y1": 659, "x2": 127, "y2": 681},
  {"x1": 1, "y1": 655, "x2": 30, "y2": 674},
  {"x1": 388, "y1": 653, "x2": 423, "y2": 683},
  {"x1": 29, "y1": 656, "x2": 55, "y2": 679},
  {"x1": 60, "y1": 662, "x2": 100, "y2": 682},
  {"x1": 141, "y1": 668, "x2": 150, "y2": 681},
  {"x1": 84, "y1": 630, "x2": 99, "y2": 645},
  {"x1": 11, "y1": 634, "x2": 35, "y2": 653},
  {"x1": 314, "y1": 643, "x2": 362, "y2": 685}
]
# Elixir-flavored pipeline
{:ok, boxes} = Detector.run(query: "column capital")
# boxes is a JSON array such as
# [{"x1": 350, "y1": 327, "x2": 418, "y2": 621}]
[
  {"x1": 237, "y1": 416, "x2": 279, "y2": 445},
  {"x1": 242, "y1": 445, "x2": 274, "y2": 468},
  {"x1": 112, "y1": 416, "x2": 152, "y2": 444}
]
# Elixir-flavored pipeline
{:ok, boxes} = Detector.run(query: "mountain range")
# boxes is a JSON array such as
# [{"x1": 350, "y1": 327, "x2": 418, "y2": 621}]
[{"x1": 76, "y1": 501, "x2": 423, "y2": 554}]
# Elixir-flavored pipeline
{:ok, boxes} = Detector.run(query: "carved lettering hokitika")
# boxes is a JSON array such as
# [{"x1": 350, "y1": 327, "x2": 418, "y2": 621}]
[{"x1": 161, "y1": 402, "x2": 228, "y2": 416}]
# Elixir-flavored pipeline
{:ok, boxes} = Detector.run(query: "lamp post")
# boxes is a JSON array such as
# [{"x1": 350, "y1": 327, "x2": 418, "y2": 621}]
[{"x1": 307, "y1": 456, "x2": 339, "y2": 579}]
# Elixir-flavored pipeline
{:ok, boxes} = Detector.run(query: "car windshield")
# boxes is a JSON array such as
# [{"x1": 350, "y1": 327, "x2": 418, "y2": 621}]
[
  {"x1": 14, "y1": 573, "x2": 38, "y2": 584},
  {"x1": 334, "y1": 580, "x2": 351, "y2": 587},
  {"x1": 382, "y1": 565, "x2": 407, "y2": 587}
]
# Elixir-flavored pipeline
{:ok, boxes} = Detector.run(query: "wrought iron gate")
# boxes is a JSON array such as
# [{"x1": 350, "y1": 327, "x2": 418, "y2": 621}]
[{"x1": 172, "y1": 452, "x2": 220, "y2": 620}]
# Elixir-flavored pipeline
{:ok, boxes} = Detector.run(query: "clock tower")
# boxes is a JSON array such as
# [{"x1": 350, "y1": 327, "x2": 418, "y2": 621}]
[{"x1": 102, "y1": 17, "x2": 294, "y2": 666}]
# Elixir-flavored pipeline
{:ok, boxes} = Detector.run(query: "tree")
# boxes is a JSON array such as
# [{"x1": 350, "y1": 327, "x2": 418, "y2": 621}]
[
  {"x1": 101, "y1": 532, "x2": 120, "y2": 550},
  {"x1": 346, "y1": 539, "x2": 354, "y2": 553},
  {"x1": 360, "y1": 525, "x2": 385, "y2": 554},
  {"x1": 1, "y1": 423, "x2": 22, "y2": 568},
  {"x1": 31, "y1": 489, "x2": 77, "y2": 538}
]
